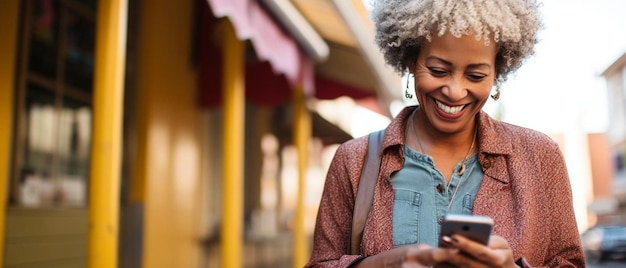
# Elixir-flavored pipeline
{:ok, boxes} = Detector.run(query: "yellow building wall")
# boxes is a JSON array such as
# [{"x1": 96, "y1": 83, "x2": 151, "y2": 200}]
[
  {"x1": 136, "y1": 0, "x2": 204, "y2": 267},
  {"x1": 0, "y1": 0, "x2": 19, "y2": 264}
]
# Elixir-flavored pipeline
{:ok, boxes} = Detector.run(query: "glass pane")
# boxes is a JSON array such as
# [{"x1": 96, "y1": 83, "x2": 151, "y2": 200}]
[
  {"x1": 63, "y1": 8, "x2": 95, "y2": 92},
  {"x1": 28, "y1": 0, "x2": 59, "y2": 78},
  {"x1": 19, "y1": 84, "x2": 57, "y2": 207},
  {"x1": 57, "y1": 97, "x2": 91, "y2": 206}
]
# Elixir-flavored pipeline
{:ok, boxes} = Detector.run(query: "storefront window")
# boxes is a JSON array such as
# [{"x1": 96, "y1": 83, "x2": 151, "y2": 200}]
[{"x1": 13, "y1": 0, "x2": 96, "y2": 208}]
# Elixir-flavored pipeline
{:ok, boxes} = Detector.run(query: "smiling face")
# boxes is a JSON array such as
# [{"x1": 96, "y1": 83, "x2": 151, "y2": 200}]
[{"x1": 411, "y1": 33, "x2": 498, "y2": 135}]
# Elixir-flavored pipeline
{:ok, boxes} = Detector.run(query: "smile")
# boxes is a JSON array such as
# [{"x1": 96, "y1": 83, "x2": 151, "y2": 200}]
[{"x1": 435, "y1": 100, "x2": 466, "y2": 115}]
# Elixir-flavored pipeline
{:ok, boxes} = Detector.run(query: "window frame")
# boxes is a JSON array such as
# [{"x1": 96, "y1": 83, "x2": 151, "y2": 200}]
[{"x1": 11, "y1": 0, "x2": 97, "y2": 208}]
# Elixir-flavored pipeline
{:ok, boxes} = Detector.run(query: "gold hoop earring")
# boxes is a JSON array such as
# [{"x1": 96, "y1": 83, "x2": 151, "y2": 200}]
[
  {"x1": 405, "y1": 73, "x2": 414, "y2": 99},
  {"x1": 491, "y1": 83, "x2": 500, "y2": 101}
]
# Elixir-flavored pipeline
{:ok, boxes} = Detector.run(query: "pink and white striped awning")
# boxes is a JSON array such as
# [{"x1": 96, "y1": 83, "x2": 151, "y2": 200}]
[{"x1": 206, "y1": 0, "x2": 315, "y2": 95}]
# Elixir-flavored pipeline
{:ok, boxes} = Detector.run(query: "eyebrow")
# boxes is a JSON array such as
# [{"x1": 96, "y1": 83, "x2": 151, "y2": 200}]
[{"x1": 426, "y1": 56, "x2": 492, "y2": 69}]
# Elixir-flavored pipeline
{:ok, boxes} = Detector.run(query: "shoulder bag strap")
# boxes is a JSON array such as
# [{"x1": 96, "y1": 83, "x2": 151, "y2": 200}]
[{"x1": 349, "y1": 129, "x2": 385, "y2": 255}]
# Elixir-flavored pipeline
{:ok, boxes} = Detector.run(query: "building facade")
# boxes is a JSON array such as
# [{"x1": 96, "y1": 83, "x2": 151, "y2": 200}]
[{"x1": 600, "y1": 52, "x2": 626, "y2": 224}]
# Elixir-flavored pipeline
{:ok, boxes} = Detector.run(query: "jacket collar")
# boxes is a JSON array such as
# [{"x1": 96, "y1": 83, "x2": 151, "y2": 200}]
[
  {"x1": 381, "y1": 106, "x2": 413, "y2": 151},
  {"x1": 477, "y1": 111, "x2": 513, "y2": 156},
  {"x1": 477, "y1": 111, "x2": 512, "y2": 183},
  {"x1": 383, "y1": 106, "x2": 513, "y2": 183}
]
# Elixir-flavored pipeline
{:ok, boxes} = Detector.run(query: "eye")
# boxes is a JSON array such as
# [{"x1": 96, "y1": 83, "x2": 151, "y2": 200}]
[
  {"x1": 428, "y1": 67, "x2": 447, "y2": 77},
  {"x1": 466, "y1": 73, "x2": 487, "y2": 82}
]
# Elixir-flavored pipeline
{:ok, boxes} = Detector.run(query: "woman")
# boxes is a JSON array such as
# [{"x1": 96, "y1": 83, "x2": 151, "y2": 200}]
[{"x1": 306, "y1": 0, "x2": 584, "y2": 267}]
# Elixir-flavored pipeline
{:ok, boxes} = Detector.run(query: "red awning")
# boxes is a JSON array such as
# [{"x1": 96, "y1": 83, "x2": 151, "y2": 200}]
[{"x1": 206, "y1": 0, "x2": 314, "y2": 95}]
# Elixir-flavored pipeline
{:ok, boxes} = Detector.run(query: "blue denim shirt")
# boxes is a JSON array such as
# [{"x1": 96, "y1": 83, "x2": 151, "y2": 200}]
[{"x1": 391, "y1": 145, "x2": 484, "y2": 247}]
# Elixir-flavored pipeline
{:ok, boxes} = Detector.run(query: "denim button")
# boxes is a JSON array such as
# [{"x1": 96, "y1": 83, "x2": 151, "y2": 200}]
[{"x1": 482, "y1": 159, "x2": 491, "y2": 169}]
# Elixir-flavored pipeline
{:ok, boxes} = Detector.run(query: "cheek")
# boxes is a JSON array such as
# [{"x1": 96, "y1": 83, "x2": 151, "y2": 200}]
[
  {"x1": 472, "y1": 83, "x2": 494, "y2": 100},
  {"x1": 413, "y1": 74, "x2": 440, "y2": 94}
]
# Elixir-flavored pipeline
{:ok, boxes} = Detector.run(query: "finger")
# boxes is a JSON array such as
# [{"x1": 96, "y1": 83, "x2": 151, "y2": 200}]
[
  {"x1": 442, "y1": 235, "x2": 486, "y2": 252},
  {"x1": 445, "y1": 252, "x2": 491, "y2": 268},
  {"x1": 445, "y1": 235, "x2": 498, "y2": 263},
  {"x1": 484, "y1": 236, "x2": 515, "y2": 265},
  {"x1": 447, "y1": 235, "x2": 513, "y2": 266},
  {"x1": 487, "y1": 235, "x2": 511, "y2": 249}
]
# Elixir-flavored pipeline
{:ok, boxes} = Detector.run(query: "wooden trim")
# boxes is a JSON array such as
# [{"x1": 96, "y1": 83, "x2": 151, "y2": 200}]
[
  {"x1": 0, "y1": 0, "x2": 21, "y2": 264},
  {"x1": 27, "y1": 73, "x2": 92, "y2": 103},
  {"x1": 4, "y1": 207, "x2": 88, "y2": 267}
]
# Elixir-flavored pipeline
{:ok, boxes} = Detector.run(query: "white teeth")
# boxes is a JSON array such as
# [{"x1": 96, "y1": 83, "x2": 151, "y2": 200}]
[{"x1": 435, "y1": 100, "x2": 464, "y2": 114}]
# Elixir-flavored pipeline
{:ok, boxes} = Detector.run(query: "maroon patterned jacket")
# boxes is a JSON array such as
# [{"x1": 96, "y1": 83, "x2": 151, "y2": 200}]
[{"x1": 306, "y1": 106, "x2": 585, "y2": 267}]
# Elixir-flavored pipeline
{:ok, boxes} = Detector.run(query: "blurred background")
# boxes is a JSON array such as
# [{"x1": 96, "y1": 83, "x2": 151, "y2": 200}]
[{"x1": 1, "y1": 0, "x2": 626, "y2": 267}]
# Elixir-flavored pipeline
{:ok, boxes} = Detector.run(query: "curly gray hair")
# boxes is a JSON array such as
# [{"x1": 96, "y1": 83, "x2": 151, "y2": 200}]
[{"x1": 370, "y1": 0, "x2": 543, "y2": 82}]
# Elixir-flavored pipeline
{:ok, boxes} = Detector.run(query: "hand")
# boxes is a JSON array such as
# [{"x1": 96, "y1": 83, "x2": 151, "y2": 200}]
[
  {"x1": 354, "y1": 244, "x2": 459, "y2": 268},
  {"x1": 438, "y1": 235, "x2": 519, "y2": 268},
  {"x1": 402, "y1": 244, "x2": 460, "y2": 267}
]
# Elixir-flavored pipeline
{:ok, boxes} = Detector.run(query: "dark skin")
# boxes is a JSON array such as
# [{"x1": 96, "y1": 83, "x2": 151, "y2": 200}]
[
  {"x1": 407, "y1": 33, "x2": 495, "y2": 183},
  {"x1": 353, "y1": 235, "x2": 516, "y2": 267},
  {"x1": 354, "y1": 33, "x2": 518, "y2": 267}
]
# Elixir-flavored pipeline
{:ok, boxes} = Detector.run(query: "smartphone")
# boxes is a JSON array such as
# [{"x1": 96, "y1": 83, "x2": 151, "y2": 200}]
[{"x1": 438, "y1": 214, "x2": 493, "y2": 248}]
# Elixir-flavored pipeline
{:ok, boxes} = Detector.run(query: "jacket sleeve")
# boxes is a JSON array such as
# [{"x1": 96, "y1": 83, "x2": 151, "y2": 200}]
[
  {"x1": 305, "y1": 141, "x2": 366, "y2": 267},
  {"x1": 538, "y1": 142, "x2": 585, "y2": 267}
]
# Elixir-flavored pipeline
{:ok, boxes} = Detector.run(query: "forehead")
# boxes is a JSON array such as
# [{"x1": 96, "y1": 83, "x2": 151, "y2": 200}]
[{"x1": 420, "y1": 33, "x2": 497, "y2": 65}]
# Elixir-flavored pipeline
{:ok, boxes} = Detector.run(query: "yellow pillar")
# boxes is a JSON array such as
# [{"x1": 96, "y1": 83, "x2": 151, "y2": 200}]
[
  {"x1": 88, "y1": 0, "x2": 128, "y2": 267},
  {"x1": 293, "y1": 86, "x2": 311, "y2": 268},
  {"x1": 0, "y1": 0, "x2": 20, "y2": 265},
  {"x1": 221, "y1": 19, "x2": 245, "y2": 268}
]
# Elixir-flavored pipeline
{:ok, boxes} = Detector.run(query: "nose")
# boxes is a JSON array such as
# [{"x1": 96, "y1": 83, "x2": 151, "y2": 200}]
[{"x1": 441, "y1": 76, "x2": 468, "y2": 101}]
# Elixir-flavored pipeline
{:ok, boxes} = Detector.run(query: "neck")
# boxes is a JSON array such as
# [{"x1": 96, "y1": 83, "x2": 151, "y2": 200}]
[{"x1": 410, "y1": 108, "x2": 477, "y2": 154}]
